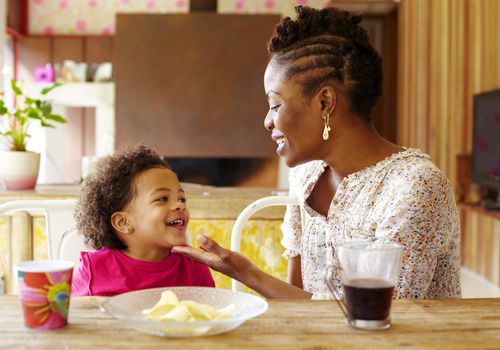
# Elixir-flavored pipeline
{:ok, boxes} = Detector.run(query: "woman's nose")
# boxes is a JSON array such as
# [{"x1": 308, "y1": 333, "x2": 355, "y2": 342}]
[{"x1": 264, "y1": 111, "x2": 274, "y2": 130}]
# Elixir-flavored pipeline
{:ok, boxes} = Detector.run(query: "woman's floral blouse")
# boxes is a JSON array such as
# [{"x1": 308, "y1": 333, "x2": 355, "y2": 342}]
[{"x1": 281, "y1": 148, "x2": 461, "y2": 300}]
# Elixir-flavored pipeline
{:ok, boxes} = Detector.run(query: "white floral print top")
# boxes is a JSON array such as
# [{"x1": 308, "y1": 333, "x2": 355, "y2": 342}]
[{"x1": 281, "y1": 148, "x2": 461, "y2": 300}]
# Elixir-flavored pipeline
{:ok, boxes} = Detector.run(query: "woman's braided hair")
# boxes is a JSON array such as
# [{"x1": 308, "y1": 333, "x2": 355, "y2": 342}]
[
  {"x1": 267, "y1": 6, "x2": 382, "y2": 121},
  {"x1": 74, "y1": 144, "x2": 169, "y2": 250}
]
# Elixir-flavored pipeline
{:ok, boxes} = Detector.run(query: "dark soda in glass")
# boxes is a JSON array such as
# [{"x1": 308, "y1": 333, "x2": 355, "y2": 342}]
[{"x1": 343, "y1": 278, "x2": 395, "y2": 320}]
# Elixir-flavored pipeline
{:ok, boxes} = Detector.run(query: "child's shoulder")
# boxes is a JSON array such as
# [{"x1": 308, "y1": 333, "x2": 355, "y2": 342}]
[{"x1": 80, "y1": 248, "x2": 116, "y2": 262}]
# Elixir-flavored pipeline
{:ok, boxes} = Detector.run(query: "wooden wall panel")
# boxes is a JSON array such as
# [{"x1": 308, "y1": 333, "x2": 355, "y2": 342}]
[
  {"x1": 398, "y1": 0, "x2": 500, "y2": 194},
  {"x1": 114, "y1": 14, "x2": 280, "y2": 157},
  {"x1": 18, "y1": 37, "x2": 50, "y2": 82},
  {"x1": 85, "y1": 38, "x2": 113, "y2": 63},
  {"x1": 460, "y1": 204, "x2": 500, "y2": 287},
  {"x1": 52, "y1": 38, "x2": 83, "y2": 63},
  {"x1": 369, "y1": 12, "x2": 398, "y2": 143}
]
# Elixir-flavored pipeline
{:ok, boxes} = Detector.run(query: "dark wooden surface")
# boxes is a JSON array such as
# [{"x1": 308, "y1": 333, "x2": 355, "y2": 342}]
[{"x1": 115, "y1": 13, "x2": 280, "y2": 157}]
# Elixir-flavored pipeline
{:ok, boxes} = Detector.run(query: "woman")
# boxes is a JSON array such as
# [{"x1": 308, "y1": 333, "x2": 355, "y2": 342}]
[{"x1": 173, "y1": 6, "x2": 461, "y2": 299}]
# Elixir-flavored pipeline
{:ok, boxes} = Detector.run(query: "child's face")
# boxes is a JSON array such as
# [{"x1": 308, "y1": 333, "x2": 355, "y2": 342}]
[{"x1": 124, "y1": 167, "x2": 190, "y2": 254}]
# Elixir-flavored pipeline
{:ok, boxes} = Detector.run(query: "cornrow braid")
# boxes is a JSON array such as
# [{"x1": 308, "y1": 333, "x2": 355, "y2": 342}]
[{"x1": 267, "y1": 5, "x2": 382, "y2": 121}]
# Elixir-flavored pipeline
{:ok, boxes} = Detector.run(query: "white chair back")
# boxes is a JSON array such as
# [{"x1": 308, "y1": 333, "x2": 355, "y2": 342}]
[
  {"x1": 230, "y1": 195, "x2": 299, "y2": 292},
  {"x1": 0, "y1": 199, "x2": 89, "y2": 267}
]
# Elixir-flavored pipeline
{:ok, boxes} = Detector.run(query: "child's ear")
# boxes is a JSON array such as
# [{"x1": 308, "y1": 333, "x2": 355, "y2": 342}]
[{"x1": 111, "y1": 212, "x2": 134, "y2": 234}]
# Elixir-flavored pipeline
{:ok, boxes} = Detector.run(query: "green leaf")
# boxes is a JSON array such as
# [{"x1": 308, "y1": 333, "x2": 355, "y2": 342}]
[
  {"x1": 45, "y1": 114, "x2": 67, "y2": 123},
  {"x1": 40, "y1": 83, "x2": 61, "y2": 95},
  {"x1": 10, "y1": 80, "x2": 23, "y2": 95},
  {"x1": 40, "y1": 100, "x2": 52, "y2": 114},
  {"x1": 40, "y1": 121, "x2": 55, "y2": 128},
  {"x1": 28, "y1": 109, "x2": 42, "y2": 119},
  {"x1": 0, "y1": 101, "x2": 7, "y2": 115}
]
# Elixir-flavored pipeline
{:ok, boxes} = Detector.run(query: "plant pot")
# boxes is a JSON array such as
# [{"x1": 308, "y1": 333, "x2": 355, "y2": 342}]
[{"x1": 0, "y1": 151, "x2": 41, "y2": 190}]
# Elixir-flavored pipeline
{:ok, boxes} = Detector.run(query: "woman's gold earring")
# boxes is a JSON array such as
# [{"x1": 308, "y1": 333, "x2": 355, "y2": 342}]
[{"x1": 322, "y1": 113, "x2": 331, "y2": 141}]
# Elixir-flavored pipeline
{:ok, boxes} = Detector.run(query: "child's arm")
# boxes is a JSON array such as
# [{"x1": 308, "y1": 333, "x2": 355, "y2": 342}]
[{"x1": 172, "y1": 236, "x2": 312, "y2": 299}]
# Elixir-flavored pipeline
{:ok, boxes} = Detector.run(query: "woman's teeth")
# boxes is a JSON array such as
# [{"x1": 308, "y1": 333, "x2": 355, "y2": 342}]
[{"x1": 276, "y1": 137, "x2": 285, "y2": 145}]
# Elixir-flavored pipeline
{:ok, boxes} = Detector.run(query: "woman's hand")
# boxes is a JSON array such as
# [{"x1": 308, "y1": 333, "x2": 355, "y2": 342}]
[
  {"x1": 171, "y1": 235, "x2": 258, "y2": 284},
  {"x1": 172, "y1": 235, "x2": 312, "y2": 299}
]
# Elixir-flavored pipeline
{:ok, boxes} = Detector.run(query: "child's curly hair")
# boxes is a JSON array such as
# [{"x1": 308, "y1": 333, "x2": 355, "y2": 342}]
[
  {"x1": 75, "y1": 144, "x2": 169, "y2": 250},
  {"x1": 267, "y1": 5, "x2": 382, "y2": 121}
]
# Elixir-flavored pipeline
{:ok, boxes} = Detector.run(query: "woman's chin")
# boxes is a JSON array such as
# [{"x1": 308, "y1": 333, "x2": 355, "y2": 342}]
[{"x1": 283, "y1": 155, "x2": 299, "y2": 168}]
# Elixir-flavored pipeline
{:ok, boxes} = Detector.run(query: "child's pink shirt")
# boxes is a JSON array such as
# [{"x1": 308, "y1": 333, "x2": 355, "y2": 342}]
[{"x1": 71, "y1": 248, "x2": 215, "y2": 296}]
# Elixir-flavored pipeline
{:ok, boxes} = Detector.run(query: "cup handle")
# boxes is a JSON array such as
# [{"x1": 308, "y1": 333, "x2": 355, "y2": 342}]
[{"x1": 325, "y1": 262, "x2": 352, "y2": 322}]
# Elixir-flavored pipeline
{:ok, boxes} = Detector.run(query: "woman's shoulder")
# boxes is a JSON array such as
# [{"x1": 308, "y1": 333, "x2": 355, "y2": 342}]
[
  {"x1": 377, "y1": 149, "x2": 457, "y2": 211},
  {"x1": 385, "y1": 148, "x2": 450, "y2": 188}
]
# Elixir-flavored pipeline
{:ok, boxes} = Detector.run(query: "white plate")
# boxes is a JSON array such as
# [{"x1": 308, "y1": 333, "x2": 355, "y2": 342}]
[{"x1": 100, "y1": 286, "x2": 268, "y2": 337}]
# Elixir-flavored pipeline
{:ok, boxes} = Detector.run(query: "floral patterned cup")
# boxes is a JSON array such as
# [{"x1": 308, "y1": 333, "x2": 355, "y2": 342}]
[{"x1": 15, "y1": 260, "x2": 74, "y2": 330}]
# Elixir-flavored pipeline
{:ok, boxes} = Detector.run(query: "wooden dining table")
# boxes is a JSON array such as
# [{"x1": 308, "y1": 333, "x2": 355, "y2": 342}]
[{"x1": 1, "y1": 295, "x2": 499, "y2": 349}]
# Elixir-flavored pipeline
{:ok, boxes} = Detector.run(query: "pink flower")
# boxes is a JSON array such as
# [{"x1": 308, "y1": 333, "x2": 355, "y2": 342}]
[
  {"x1": 176, "y1": 0, "x2": 186, "y2": 9},
  {"x1": 120, "y1": 0, "x2": 130, "y2": 4},
  {"x1": 146, "y1": 0, "x2": 156, "y2": 10},
  {"x1": 32, "y1": 0, "x2": 43, "y2": 5},
  {"x1": 101, "y1": 23, "x2": 114, "y2": 36},
  {"x1": 296, "y1": 0, "x2": 309, "y2": 5},
  {"x1": 235, "y1": 1, "x2": 245, "y2": 11},
  {"x1": 75, "y1": 20, "x2": 87, "y2": 33},
  {"x1": 88, "y1": 0, "x2": 98, "y2": 8},
  {"x1": 43, "y1": 26, "x2": 54, "y2": 35},
  {"x1": 264, "y1": 0, "x2": 275, "y2": 9},
  {"x1": 58, "y1": 0, "x2": 67, "y2": 10}
]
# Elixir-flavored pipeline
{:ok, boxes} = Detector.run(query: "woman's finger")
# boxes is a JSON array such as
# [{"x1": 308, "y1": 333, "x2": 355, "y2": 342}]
[
  {"x1": 171, "y1": 245, "x2": 223, "y2": 266},
  {"x1": 196, "y1": 235, "x2": 226, "y2": 256}
]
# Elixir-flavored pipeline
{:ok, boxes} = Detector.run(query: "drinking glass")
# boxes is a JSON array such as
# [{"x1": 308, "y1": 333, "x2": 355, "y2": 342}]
[{"x1": 326, "y1": 241, "x2": 403, "y2": 330}]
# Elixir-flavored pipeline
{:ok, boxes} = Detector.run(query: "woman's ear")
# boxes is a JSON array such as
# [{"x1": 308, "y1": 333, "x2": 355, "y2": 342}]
[
  {"x1": 318, "y1": 85, "x2": 336, "y2": 116},
  {"x1": 111, "y1": 211, "x2": 133, "y2": 234}
]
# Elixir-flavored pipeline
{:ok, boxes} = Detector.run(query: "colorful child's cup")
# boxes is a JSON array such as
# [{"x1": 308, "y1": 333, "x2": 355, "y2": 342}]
[{"x1": 15, "y1": 260, "x2": 74, "y2": 330}]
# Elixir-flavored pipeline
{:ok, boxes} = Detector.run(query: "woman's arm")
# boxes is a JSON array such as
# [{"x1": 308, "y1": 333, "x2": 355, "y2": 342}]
[
  {"x1": 377, "y1": 168, "x2": 461, "y2": 299},
  {"x1": 287, "y1": 256, "x2": 303, "y2": 289},
  {"x1": 172, "y1": 236, "x2": 311, "y2": 299}
]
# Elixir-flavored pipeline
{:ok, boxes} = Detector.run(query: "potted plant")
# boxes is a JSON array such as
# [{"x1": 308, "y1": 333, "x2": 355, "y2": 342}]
[{"x1": 0, "y1": 80, "x2": 67, "y2": 190}]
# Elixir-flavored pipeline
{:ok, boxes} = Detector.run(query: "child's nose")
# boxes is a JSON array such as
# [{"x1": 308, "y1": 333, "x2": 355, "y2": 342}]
[{"x1": 172, "y1": 201, "x2": 186, "y2": 210}]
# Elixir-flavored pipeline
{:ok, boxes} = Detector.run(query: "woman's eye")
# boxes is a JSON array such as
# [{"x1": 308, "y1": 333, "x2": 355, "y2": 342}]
[
  {"x1": 270, "y1": 104, "x2": 281, "y2": 112},
  {"x1": 179, "y1": 198, "x2": 187, "y2": 203},
  {"x1": 157, "y1": 196, "x2": 168, "y2": 202}
]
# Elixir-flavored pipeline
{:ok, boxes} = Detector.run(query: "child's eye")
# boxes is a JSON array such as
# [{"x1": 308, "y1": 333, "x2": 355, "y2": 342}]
[
  {"x1": 270, "y1": 104, "x2": 281, "y2": 112},
  {"x1": 179, "y1": 198, "x2": 187, "y2": 203}
]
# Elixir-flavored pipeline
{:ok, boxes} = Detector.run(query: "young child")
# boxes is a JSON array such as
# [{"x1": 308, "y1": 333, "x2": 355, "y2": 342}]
[{"x1": 71, "y1": 144, "x2": 215, "y2": 296}]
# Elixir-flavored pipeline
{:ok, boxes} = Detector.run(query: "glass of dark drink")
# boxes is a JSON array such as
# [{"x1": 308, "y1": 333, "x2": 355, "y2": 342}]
[{"x1": 326, "y1": 241, "x2": 403, "y2": 330}]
